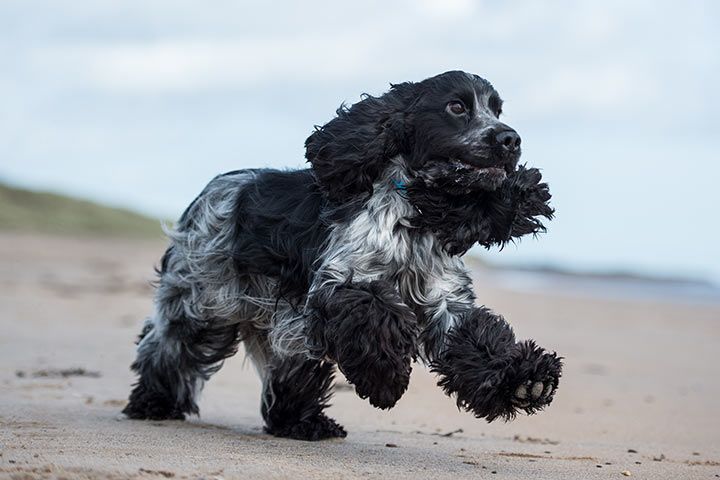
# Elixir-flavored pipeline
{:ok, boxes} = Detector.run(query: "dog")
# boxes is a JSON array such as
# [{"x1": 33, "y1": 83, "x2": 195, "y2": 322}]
[{"x1": 123, "y1": 70, "x2": 563, "y2": 441}]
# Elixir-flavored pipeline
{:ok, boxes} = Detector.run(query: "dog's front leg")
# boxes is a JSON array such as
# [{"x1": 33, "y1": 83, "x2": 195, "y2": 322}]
[
  {"x1": 419, "y1": 262, "x2": 562, "y2": 422},
  {"x1": 429, "y1": 306, "x2": 563, "y2": 421},
  {"x1": 305, "y1": 279, "x2": 418, "y2": 409}
]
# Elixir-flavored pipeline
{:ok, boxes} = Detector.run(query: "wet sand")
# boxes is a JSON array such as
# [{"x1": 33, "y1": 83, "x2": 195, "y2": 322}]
[{"x1": 1, "y1": 232, "x2": 718, "y2": 479}]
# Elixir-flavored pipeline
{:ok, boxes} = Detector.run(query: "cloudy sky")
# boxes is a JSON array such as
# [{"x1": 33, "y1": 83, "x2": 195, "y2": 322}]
[{"x1": 2, "y1": 0, "x2": 719, "y2": 282}]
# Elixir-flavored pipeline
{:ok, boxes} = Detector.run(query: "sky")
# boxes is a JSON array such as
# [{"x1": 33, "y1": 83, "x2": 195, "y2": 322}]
[{"x1": 1, "y1": 0, "x2": 719, "y2": 283}]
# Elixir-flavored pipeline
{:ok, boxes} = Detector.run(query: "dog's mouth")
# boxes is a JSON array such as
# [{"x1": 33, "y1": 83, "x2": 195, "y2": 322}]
[
  {"x1": 455, "y1": 158, "x2": 517, "y2": 176},
  {"x1": 413, "y1": 156, "x2": 518, "y2": 195},
  {"x1": 448, "y1": 158, "x2": 516, "y2": 189}
]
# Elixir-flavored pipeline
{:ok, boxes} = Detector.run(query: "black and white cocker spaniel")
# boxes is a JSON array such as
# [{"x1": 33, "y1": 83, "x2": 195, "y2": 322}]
[{"x1": 123, "y1": 70, "x2": 563, "y2": 441}]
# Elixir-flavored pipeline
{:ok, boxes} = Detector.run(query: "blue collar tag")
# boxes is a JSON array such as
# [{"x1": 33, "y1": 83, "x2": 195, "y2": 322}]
[{"x1": 392, "y1": 179, "x2": 410, "y2": 200}]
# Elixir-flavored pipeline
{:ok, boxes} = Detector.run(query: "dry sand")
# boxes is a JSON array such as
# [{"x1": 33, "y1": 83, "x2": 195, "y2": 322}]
[{"x1": 1, "y1": 232, "x2": 718, "y2": 479}]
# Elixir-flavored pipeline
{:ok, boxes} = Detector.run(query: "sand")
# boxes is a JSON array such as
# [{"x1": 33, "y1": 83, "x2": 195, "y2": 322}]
[{"x1": 1, "y1": 232, "x2": 718, "y2": 479}]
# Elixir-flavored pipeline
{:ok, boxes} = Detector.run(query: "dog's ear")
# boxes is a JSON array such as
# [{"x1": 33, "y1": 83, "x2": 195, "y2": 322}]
[{"x1": 305, "y1": 83, "x2": 416, "y2": 202}]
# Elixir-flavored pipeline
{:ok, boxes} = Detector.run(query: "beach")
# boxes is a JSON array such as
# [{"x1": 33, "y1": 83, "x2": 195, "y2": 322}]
[{"x1": 1, "y1": 232, "x2": 718, "y2": 479}]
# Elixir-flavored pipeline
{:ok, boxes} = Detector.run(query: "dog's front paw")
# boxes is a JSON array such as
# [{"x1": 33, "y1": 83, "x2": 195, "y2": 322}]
[
  {"x1": 512, "y1": 379, "x2": 554, "y2": 408},
  {"x1": 432, "y1": 308, "x2": 563, "y2": 422},
  {"x1": 307, "y1": 280, "x2": 419, "y2": 410},
  {"x1": 464, "y1": 340, "x2": 562, "y2": 422},
  {"x1": 438, "y1": 341, "x2": 562, "y2": 422},
  {"x1": 507, "y1": 341, "x2": 562, "y2": 414},
  {"x1": 343, "y1": 350, "x2": 412, "y2": 410}
]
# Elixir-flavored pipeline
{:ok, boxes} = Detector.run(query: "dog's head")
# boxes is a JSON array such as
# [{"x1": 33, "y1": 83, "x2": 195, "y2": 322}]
[{"x1": 305, "y1": 71, "x2": 522, "y2": 201}]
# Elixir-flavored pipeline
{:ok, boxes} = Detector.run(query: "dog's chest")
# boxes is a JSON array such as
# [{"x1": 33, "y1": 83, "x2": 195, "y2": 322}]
[{"x1": 320, "y1": 184, "x2": 456, "y2": 305}]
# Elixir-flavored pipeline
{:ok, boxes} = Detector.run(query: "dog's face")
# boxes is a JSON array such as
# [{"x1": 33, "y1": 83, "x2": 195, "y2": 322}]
[
  {"x1": 306, "y1": 70, "x2": 523, "y2": 200},
  {"x1": 406, "y1": 72, "x2": 521, "y2": 191}
]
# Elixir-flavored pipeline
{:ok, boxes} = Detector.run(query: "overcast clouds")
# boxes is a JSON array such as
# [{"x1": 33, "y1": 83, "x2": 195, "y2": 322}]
[{"x1": 1, "y1": 0, "x2": 719, "y2": 281}]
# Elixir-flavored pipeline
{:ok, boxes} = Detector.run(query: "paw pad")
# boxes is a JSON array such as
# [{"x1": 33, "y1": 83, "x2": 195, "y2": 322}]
[{"x1": 512, "y1": 378, "x2": 556, "y2": 409}]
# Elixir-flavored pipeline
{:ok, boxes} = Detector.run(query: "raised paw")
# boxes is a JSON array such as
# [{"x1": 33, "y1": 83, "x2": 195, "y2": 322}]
[
  {"x1": 265, "y1": 413, "x2": 347, "y2": 441},
  {"x1": 433, "y1": 311, "x2": 563, "y2": 423},
  {"x1": 307, "y1": 280, "x2": 419, "y2": 410},
  {"x1": 506, "y1": 340, "x2": 562, "y2": 415},
  {"x1": 513, "y1": 378, "x2": 555, "y2": 409}
]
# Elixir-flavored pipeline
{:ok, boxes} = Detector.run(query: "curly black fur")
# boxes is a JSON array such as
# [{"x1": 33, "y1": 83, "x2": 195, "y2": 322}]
[
  {"x1": 482, "y1": 165, "x2": 554, "y2": 246},
  {"x1": 123, "y1": 381, "x2": 187, "y2": 421},
  {"x1": 228, "y1": 169, "x2": 334, "y2": 304},
  {"x1": 406, "y1": 163, "x2": 554, "y2": 255},
  {"x1": 262, "y1": 356, "x2": 346, "y2": 441},
  {"x1": 305, "y1": 84, "x2": 418, "y2": 203},
  {"x1": 431, "y1": 307, "x2": 563, "y2": 422},
  {"x1": 123, "y1": 321, "x2": 241, "y2": 420},
  {"x1": 306, "y1": 280, "x2": 419, "y2": 409}
]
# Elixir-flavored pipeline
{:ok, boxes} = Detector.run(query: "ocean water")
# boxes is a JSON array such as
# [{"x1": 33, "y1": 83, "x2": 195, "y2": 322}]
[{"x1": 476, "y1": 266, "x2": 720, "y2": 305}]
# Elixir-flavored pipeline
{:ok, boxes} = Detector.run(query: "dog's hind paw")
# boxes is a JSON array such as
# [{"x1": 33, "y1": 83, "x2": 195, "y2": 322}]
[
  {"x1": 265, "y1": 413, "x2": 347, "y2": 441},
  {"x1": 122, "y1": 383, "x2": 187, "y2": 421}
]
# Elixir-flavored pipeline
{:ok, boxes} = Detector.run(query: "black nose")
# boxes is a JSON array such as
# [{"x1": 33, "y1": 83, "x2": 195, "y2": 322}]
[{"x1": 495, "y1": 130, "x2": 521, "y2": 153}]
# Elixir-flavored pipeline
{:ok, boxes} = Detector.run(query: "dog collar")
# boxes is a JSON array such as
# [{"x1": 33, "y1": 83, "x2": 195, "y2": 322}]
[
  {"x1": 392, "y1": 179, "x2": 407, "y2": 191},
  {"x1": 392, "y1": 179, "x2": 422, "y2": 215},
  {"x1": 392, "y1": 179, "x2": 409, "y2": 200}
]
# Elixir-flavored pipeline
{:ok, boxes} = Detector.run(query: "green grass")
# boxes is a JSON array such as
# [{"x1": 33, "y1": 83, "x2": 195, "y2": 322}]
[{"x1": 0, "y1": 182, "x2": 165, "y2": 237}]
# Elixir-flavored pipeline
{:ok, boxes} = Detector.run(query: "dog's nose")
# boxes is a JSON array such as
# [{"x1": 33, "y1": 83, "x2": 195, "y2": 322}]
[{"x1": 495, "y1": 130, "x2": 521, "y2": 153}]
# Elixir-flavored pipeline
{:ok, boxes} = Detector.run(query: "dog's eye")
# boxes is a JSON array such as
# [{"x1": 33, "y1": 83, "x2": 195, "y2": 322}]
[{"x1": 447, "y1": 101, "x2": 467, "y2": 115}]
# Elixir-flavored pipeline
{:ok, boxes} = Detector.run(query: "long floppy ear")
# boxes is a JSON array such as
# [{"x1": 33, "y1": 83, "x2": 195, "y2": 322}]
[{"x1": 305, "y1": 83, "x2": 416, "y2": 202}]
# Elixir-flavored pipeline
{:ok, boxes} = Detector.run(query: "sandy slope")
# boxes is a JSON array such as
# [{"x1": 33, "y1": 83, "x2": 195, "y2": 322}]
[{"x1": 0, "y1": 232, "x2": 718, "y2": 479}]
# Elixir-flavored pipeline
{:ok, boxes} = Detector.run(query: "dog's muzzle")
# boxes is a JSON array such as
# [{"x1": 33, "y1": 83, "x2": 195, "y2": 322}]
[{"x1": 457, "y1": 126, "x2": 522, "y2": 176}]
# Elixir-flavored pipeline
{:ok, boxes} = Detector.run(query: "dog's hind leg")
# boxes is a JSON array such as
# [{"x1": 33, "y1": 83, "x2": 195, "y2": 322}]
[
  {"x1": 123, "y1": 170, "x2": 255, "y2": 421},
  {"x1": 123, "y1": 314, "x2": 241, "y2": 420},
  {"x1": 246, "y1": 337, "x2": 346, "y2": 441}
]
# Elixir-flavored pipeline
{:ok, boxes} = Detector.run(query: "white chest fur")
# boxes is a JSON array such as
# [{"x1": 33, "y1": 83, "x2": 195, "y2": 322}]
[{"x1": 313, "y1": 160, "x2": 474, "y2": 316}]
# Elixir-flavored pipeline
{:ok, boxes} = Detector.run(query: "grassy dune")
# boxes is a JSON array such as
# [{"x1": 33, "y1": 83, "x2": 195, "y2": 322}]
[{"x1": 0, "y1": 182, "x2": 164, "y2": 237}]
